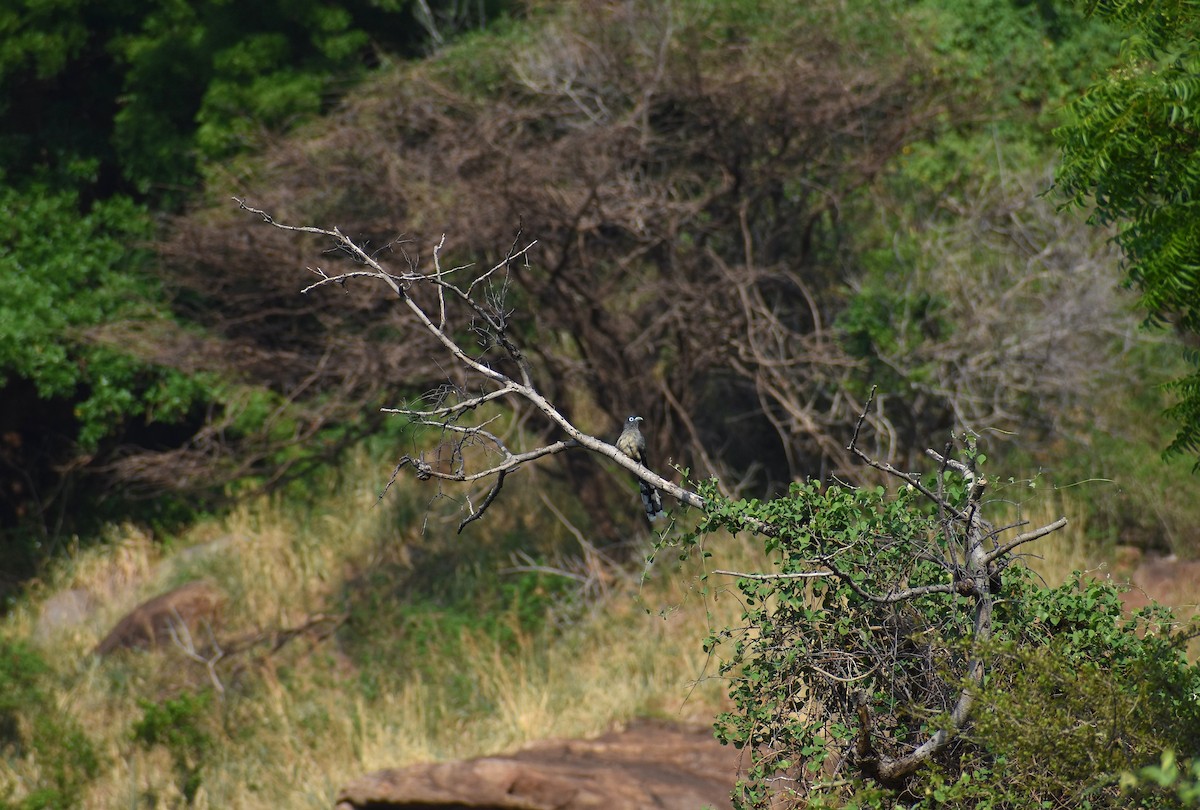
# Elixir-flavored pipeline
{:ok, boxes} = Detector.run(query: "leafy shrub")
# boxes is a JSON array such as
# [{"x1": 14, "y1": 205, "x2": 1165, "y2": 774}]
[
  {"x1": 1121, "y1": 750, "x2": 1200, "y2": 807},
  {"x1": 132, "y1": 690, "x2": 215, "y2": 805},
  {"x1": 0, "y1": 184, "x2": 213, "y2": 569},
  {"x1": 0, "y1": 187, "x2": 206, "y2": 449},
  {"x1": 962, "y1": 576, "x2": 1200, "y2": 808},
  {"x1": 0, "y1": 640, "x2": 100, "y2": 809},
  {"x1": 685, "y1": 447, "x2": 1200, "y2": 808}
]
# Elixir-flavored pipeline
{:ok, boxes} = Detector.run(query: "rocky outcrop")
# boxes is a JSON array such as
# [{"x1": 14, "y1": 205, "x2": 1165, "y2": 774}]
[
  {"x1": 93, "y1": 580, "x2": 223, "y2": 656},
  {"x1": 335, "y1": 719, "x2": 736, "y2": 810},
  {"x1": 35, "y1": 588, "x2": 97, "y2": 640},
  {"x1": 1113, "y1": 549, "x2": 1200, "y2": 613}
]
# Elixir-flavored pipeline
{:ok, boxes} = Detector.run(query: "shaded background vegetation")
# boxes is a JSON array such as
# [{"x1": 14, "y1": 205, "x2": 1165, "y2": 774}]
[
  {"x1": 7, "y1": 0, "x2": 1194, "y2": 572},
  {"x1": 0, "y1": 0, "x2": 504, "y2": 587},
  {"x1": 3, "y1": 0, "x2": 1200, "y2": 805}
]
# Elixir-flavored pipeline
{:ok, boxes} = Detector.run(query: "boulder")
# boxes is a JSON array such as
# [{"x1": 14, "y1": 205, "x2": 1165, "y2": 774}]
[
  {"x1": 335, "y1": 719, "x2": 736, "y2": 810},
  {"x1": 93, "y1": 580, "x2": 223, "y2": 656},
  {"x1": 1132, "y1": 555, "x2": 1200, "y2": 606},
  {"x1": 35, "y1": 588, "x2": 97, "y2": 640},
  {"x1": 1116, "y1": 553, "x2": 1200, "y2": 613}
]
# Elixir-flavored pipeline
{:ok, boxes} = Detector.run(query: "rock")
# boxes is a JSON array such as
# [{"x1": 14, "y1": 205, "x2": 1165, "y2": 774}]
[
  {"x1": 1131, "y1": 555, "x2": 1200, "y2": 606},
  {"x1": 93, "y1": 580, "x2": 224, "y2": 656},
  {"x1": 1114, "y1": 553, "x2": 1200, "y2": 613},
  {"x1": 34, "y1": 588, "x2": 97, "y2": 640},
  {"x1": 335, "y1": 719, "x2": 736, "y2": 810}
]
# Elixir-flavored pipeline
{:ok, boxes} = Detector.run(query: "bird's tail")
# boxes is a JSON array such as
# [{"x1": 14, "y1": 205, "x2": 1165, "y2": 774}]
[{"x1": 639, "y1": 481, "x2": 665, "y2": 521}]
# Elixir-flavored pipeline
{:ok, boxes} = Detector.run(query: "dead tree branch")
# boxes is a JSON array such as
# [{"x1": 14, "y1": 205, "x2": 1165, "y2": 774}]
[
  {"x1": 167, "y1": 610, "x2": 226, "y2": 696},
  {"x1": 237, "y1": 199, "x2": 706, "y2": 525}
]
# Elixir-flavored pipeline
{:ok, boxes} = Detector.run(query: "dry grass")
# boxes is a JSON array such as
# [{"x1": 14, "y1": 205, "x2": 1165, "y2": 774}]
[
  {"x1": 988, "y1": 481, "x2": 1100, "y2": 589},
  {"x1": 1, "y1": 449, "x2": 756, "y2": 809},
  {"x1": 8, "y1": 452, "x2": 1190, "y2": 808}
]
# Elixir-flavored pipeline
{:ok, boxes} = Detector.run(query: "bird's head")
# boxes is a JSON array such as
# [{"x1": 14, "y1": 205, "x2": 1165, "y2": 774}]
[{"x1": 626, "y1": 415, "x2": 643, "y2": 426}]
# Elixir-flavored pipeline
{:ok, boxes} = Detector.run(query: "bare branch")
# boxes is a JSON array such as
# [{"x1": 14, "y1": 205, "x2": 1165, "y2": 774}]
[
  {"x1": 985, "y1": 517, "x2": 1069, "y2": 563},
  {"x1": 381, "y1": 384, "x2": 520, "y2": 418},
  {"x1": 239, "y1": 203, "x2": 715, "y2": 529},
  {"x1": 167, "y1": 610, "x2": 226, "y2": 696},
  {"x1": 400, "y1": 438, "x2": 579, "y2": 484},
  {"x1": 458, "y1": 470, "x2": 507, "y2": 533},
  {"x1": 713, "y1": 568, "x2": 836, "y2": 580},
  {"x1": 849, "y1": 388, "x2": 966, "y2": 518}
]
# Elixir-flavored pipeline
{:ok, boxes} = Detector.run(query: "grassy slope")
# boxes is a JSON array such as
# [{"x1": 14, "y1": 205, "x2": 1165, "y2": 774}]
[
  {"x1": 1, "y1": 448, "x2": 751, "y2": 807},
  {"x1": 0, "y1": 445, "x2": 1119, "y2": 808}
]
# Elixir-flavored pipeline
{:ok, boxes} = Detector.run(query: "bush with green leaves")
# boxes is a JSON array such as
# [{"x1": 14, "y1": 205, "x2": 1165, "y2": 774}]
[
  {"x1": 1122, "y1": 749, "x2": 1200, "y2": 807},
  {"x1": 0, "y1": 187, "x2": 206, "y2": 451},
  {"x1": 685, "y1": 436, "x2": 1200, "y2": 808},
  {"x1": 132, "y1": 690, "x2": 216, "y2": 805},
  {"x1": 0, "y1": 640, "x2": 101, "y2": 810},
  {"x1": 0, "y1": 180, "x2": 411, "y2": 567},
  {"x1": 959, "y1": 576, "x2": 1200, "y2": 809},
  {"x1": 0, "y1": 184, "x2": 216, "y2": 566}
]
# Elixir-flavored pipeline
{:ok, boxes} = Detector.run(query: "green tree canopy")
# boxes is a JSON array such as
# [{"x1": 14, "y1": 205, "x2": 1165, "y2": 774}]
[
  {"x1": 0, "y1": 0, "x2": 506, "y2": 574},
  {"x1": 1056, "y1": 0, "x2": 1200, "y2": 464},
  {"x1": 0, "y1": 0, "x2": 504, "y2": 200}
]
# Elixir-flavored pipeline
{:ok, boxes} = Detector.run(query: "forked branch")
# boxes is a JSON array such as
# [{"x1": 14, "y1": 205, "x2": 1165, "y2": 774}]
[
  {"x1": 843, "y1": 387, "x2": 1067, "y2": 784},
  {"x1": 237, "y1": 200, "x2": 705, "y2": 525}
]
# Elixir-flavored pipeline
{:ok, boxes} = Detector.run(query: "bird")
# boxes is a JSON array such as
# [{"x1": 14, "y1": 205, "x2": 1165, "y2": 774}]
[{"x1": 616, "y1": 415, "x2": 665, "y2": 520}]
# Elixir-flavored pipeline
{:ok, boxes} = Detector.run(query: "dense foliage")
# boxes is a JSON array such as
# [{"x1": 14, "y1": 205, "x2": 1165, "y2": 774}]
[
  {"x1": 1057, "y1": 0, "x2": 1200, "y2": 465},
  {"x1": 0, "y1": 187, "x2": 211, "y2": 582},
  {"x1": 0, "y1": 189, "x2": 191, "y2": 451},
  {"x1": 0, "y1": 0, "x2": 506, "y2": 573},
  {"x1": 687, "y1": 451, "x2": 1200, "y2": 808},
  {"x1": 0, "y1": 0, "x2": 504, "y2": 197}
]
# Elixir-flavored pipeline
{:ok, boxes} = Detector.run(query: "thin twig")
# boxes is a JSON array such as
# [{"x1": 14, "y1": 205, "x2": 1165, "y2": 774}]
[
  {"x1": 458, "y1": 469, "x2": 507, "y2": 532},
  {"x1": 713, "y1": 569, "x2": 835, "y2": 580}
]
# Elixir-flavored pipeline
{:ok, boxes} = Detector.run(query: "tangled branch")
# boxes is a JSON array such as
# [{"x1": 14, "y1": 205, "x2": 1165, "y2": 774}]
[
  {"x1": 704, "y1": 389, "x2": 1069, "y2": 802},
  {"x1": 237, "y1": 199, "x2": 705, "y2": 527}
]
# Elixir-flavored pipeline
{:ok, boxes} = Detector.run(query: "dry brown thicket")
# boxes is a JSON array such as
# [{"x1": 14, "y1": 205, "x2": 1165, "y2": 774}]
[
  {"x1": 146, "y1": 0, "x2": 1136, "y2": 532},
  {"x1": 857, "y1": 169, "x2": 1137, "y2": 449},
  {"x1": 150, "y1": 2, "x2": 940, "y2": 506}
]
